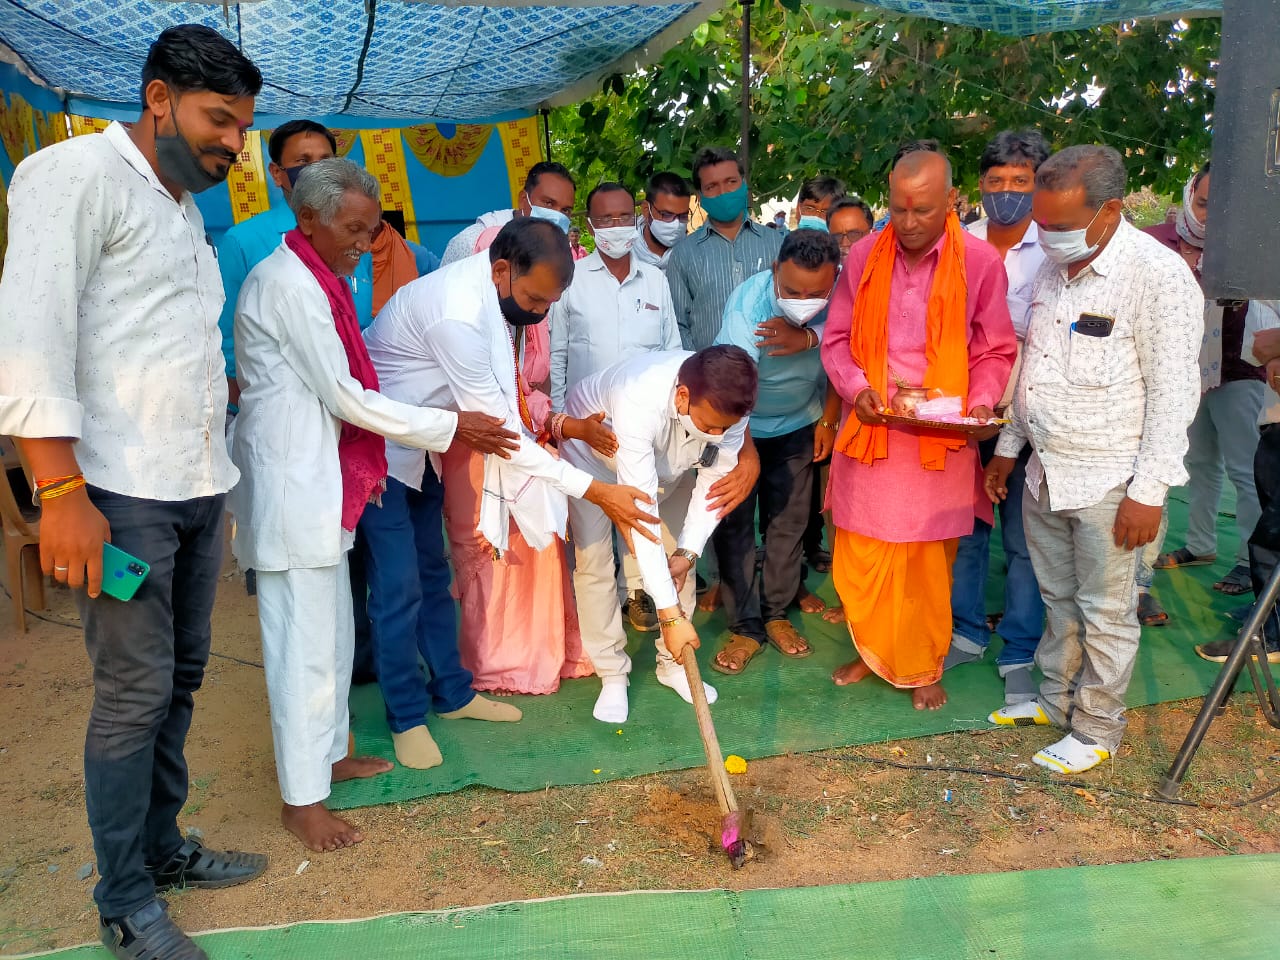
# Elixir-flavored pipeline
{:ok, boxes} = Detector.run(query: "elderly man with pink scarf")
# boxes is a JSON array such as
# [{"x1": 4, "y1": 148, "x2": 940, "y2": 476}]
[{"x1": 229, "y1": 159, "x2": 517, "y2": 855}]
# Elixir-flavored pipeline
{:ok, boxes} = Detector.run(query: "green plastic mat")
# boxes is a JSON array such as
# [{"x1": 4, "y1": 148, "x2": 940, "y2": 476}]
[
  {"x1": 23, "y1": 856, "x2": 1280, "y2": 959},
  {"x1": 331, "y1": 491, "x2": 1241, "y2": 809}
]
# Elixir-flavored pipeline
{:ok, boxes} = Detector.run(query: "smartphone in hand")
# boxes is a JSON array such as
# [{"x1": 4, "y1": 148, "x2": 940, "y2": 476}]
[{"x1": 101, "y1": 542, "x2": 150, "y2": 602}]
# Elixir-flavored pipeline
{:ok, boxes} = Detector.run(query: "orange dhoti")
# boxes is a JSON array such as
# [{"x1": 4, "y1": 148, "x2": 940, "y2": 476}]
[{"x1": 831, "y1": 528, "x2": 958, "y2": 688}]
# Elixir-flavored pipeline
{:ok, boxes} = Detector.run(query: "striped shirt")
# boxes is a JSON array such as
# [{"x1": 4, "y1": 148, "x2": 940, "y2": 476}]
[{"x1": 666, "y1": 218, "x2": 783, "y2": 350}]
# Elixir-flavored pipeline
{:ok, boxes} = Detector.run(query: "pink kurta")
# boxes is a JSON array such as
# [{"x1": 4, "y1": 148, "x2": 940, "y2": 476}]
[
  {"x1": 821, "y1": 231, "x2": 1015, "y2": 543},
  {"x1": 440, "y1": 319, "x2": 592, "y2": 694}
]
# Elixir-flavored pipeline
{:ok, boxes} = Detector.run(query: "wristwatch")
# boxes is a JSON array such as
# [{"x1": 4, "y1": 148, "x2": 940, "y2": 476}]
[{"x1": 671, "y1": 548, "x2": 699, "y2": 565}]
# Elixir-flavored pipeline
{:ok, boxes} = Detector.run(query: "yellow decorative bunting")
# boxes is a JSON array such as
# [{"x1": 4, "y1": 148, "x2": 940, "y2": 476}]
[
  {"x1": 332, "y1": 129, "x2": 360, "y2": 158},
  {"x1": 226, "y1": 130, "x2": 271, "y2": 225},
  {"x1": 402, "y1": 123, "x2": 492, "y2": 178},
  {"x1": 359, "y1": 129, "x2": 420, "y2": 244},
  {"x1": 0, "y1": 93, "x2": 36, "y2": 167},
  {"x1": 496, "y1": 117, "x2": 545, "y2": 209},
  {"x1": 0, "y1": 172, "x2": 8, "y2": 276},
  {"x1": 33, "y1": 110, "x2": 69, "y2": 149},
  {"x1": 70, "y1": 115, "x2": 111, "y2": 137}
]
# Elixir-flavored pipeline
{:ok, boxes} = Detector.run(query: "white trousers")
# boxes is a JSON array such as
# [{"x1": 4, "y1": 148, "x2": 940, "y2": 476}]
[
  {"x1": 570, "y1": 476, "x2": 696, "y2": 679},
  {"x1": 257, "y1": 556, "x2": 353, "y2": 806}
]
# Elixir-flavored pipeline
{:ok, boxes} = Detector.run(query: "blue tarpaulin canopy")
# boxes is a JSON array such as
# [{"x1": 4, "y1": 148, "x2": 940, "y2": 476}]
[{"x1": 0, "y1": 0, "x2": 1220, "y2": 126}]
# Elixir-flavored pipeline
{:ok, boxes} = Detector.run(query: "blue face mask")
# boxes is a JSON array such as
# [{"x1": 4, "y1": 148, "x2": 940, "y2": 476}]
[
  {"x1": 981, "y1": 190, "x2": 1035, "y2": 227},
  {"x1": 527, "y1": 202, "x2": 572, "y2": 234},
  {"x1": 797, "y1": 215, "x2": 829, "y2": 233},
  {"x1": 700, "y1": 182, "x2": 749, "y2": 223}
]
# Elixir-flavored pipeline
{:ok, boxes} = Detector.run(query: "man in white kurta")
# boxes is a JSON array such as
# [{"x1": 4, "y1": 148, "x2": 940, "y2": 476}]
[
  {"x1": 561, "y1": 347, "x2": 757, "y2": 723},
  {"x1": 549, "y1": 182, "x2": 682, "y2": 633},
  {"x1": 229, "y1": 161, "x2": 473, "y2": 853}
]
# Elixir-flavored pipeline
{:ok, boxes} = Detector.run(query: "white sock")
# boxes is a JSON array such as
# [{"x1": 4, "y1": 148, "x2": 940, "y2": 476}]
[
  {"x1": 656, "y1": 664, "x2": 718, "y2": 706},
  {"x1": 593, "y1": 678, "x2": 629, "y2": 724}
]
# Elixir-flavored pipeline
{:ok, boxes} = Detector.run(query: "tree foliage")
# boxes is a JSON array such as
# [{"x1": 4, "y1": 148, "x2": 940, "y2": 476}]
[{"x1": 551, "y1": 3, "x2": 1218, "y2": 206}]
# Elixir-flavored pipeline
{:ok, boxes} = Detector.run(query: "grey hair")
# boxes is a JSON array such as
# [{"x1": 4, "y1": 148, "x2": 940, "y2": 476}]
[
  {"x1": 288, "y1": 157, "x2": 380, "y2": 223},
  {"x1": 1035, "y1": 145, "x2": 1127, "y2": 207}
]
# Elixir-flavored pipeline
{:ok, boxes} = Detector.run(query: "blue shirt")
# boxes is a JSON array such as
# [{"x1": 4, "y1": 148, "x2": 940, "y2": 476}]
[
  {"x1": 714, "y1": 270, "x2": 826, "y2": 439},
  {"x1": 216, "y1": 204, "x2": 375, "y2": 377}
]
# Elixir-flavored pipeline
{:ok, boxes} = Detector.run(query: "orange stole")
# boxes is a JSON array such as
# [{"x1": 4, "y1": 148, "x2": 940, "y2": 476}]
[
  {"x1": 370, "y1": 223, "x2": 420, "y2": 317},
  {"x1": 831, "y1": 528, "x2": 958, "y2": 688},
  {"x1": 834, "y1": 212, "x2": 971, "y2": 471}
]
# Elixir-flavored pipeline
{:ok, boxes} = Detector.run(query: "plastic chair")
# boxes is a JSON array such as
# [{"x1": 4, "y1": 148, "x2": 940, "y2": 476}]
[{"x1": 0, "y1": 439, "x2": 43, "y2": 632}]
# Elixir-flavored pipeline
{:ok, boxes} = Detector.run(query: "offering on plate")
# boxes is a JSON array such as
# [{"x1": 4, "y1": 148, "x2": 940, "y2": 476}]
[{"x1": 889, "y1": 385, "x2": 929, "y2": 416}]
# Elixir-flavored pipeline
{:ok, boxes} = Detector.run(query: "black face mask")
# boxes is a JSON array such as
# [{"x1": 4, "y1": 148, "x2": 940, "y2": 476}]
[
  {"x1": 153, "y1": 107, "x2": 232, "y2": 195},
  {"x1": 497, "y1": 278, "x2": 546, "y2": 327},
  {"x1": 283, "y1": 164, "x2": 307, "y2": 187}
]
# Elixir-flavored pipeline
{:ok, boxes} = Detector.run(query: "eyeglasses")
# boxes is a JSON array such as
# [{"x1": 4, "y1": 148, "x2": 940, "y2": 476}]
[
  {"x1": 832, "y1": 230, "x2": 869, "y2": 244},
  {"x1": 797, "y1": 202, "x2": 829, "y2": 217},
  {"x1": 588, "y1": 215, "x2": 637, "y2": 228},
  {"x1": 648, "y1": 209, "x2": 691, "y2": 224}
]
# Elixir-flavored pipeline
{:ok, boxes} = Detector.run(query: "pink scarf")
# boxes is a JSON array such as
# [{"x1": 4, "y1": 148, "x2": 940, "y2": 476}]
[{"x1": 284, "y1": 228, "x2": 387, "y2": 531}]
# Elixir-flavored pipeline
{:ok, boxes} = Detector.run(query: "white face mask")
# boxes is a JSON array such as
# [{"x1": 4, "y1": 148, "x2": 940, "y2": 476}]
[
  {"x1": 1039, "y1": 206, "x2": 1105, "y2": 265},
  {"x1": 677, "y1": 407, "x2": 721, "y2": 444},
  {"x1": 773, "y1": 277, "x2": 830, "y2": 327},
  {"x1": 647, "y1": 215, "x2": 687, "y2": 248},
  {"x1": 593, "y1": 225, "x2": 635, "y2": 259}
]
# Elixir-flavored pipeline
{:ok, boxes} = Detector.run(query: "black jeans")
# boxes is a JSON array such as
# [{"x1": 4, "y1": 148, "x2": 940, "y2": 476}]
[
  {"x1": 349, "y1": 527, "x2": 377, "y2": 684},
  {"x1": 78, "y1": 487, "x2": 225, "y2": 919},
  {"x1": 1249, "y1": 424, "x2": 1280, "y2": 646},
  {"x1": 713, "y1": 423, "x2": 815, "y2": 644}
]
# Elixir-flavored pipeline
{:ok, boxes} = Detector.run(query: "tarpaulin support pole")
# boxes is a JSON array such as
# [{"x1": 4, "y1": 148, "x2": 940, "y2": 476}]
[
  {"x1": 541, "y1": 108, "x2": 552, "y2": 162},
  {"x1": 739, "y1": 1, "x2": 750, "y2": 180}
]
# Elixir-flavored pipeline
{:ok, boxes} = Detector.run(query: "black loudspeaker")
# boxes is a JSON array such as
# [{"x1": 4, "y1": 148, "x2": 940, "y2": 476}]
[{"x1": 1201, "y1": 0, "x2": 1280, "y2": 300}]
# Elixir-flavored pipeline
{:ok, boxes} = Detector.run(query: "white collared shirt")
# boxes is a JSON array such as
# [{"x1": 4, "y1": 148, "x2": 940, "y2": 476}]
[
  {"x1": 228, "y1": 243, "x2": 458, "y2": 571},
  {"x1": 561, "y1": 351, "x2": 746, "y2": 610},
  {"x1": 363, "y1": 251, "x2": 594, "y2": 498},
  {"x1": 549, "y1": 251, "x2": 681, "y2": 411},
  {"x1": 967, "y1": 218, "x2": 1045, "y2": 340},
  {"x1": 1243, "y1": 300, "x2": 1280, "y2": 426},
  {"x1": 995, "y1": 220, "x2": 1201, "y2": 510},
  {"x1": 0, "y1": 122, "x2": 236, "y2": 500},
  {"x1": 440, "y1": 209, "x2": 514, "y2": 267}
]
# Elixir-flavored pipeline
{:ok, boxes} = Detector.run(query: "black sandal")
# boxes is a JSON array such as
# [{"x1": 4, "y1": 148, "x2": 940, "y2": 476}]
[
  {"x1": 148, "y1": 839, "x2": 267, "y2": 892},
  {"x1": 1214, "y1": 564, "x2": 1253, "y2": 596},
  {"x1": 99, "y1": 898, "x2": 206, "y2": 960},
  {"x1": 1138, "y1": 592, "x2": 1169, "y2": 627}
]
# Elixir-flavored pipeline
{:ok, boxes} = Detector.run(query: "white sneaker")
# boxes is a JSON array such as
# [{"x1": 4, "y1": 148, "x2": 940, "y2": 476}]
[
  {"x1": 1033, "y1": 733, "x2": 1111, "y2": 774},
  {"x1": 655, "y1": 664, "x2": 718, "y2": 706},
  {"x1": 593, "y1": 677, "x2": 629, "y2": 724},
  {"x1": 988, "y1": 700, "x2": 1051, "y2": 727}
]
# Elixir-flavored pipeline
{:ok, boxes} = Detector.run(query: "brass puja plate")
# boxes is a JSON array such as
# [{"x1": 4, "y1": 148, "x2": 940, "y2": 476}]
[{"x1": 880, "y1": 411, "x2": 1010, "y2": 434}]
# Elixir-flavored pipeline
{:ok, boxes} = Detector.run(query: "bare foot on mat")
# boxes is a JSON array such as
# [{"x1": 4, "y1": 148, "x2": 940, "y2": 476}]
[
  {"x1": 833, "y1": 660, "x2": 871, "y2": 685},
  {"x1": 698, "y1": 583, "x2": 722, "y2": 613},
  {"x1": 794, "y1": 587, "x2": 826, "y2": 614},
  {"x1": 822, "y1": 604, "x2": 846, "y2": 624},
  {"x1": 332, "y1": 755, "x2": 394, "y2": 783},
  {"x1": 912, "y1": 683, "x2": 947, "y2": 711},
  {"x1": 281, "y1": 803, "x2": 364, "y2": 852}
]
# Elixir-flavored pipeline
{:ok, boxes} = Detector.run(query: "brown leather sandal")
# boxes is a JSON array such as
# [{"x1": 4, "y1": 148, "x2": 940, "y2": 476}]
[
  {"x1": 711, "y1": 633, "x2": 763, "y2": 675},
  {"x1": 766, "y1": 620, "x2": 812, "y2": 658}
]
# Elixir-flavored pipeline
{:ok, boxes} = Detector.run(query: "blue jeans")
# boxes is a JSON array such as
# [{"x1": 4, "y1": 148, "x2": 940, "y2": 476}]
[
  {"x1": 358, "y1": 471, "x2": 474, "y2": 732},
  {"x1": 950, "y1": 448, "x2": 1044, "y2": 671},
  {"x1": 79, "y1": 487, "x2": 226, "y2": 919}
]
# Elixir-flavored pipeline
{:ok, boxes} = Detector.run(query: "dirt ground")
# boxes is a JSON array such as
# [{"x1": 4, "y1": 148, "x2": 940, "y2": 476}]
[{"x1": 2, "y1": 548, "x2": 1279, "y2": 955}]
